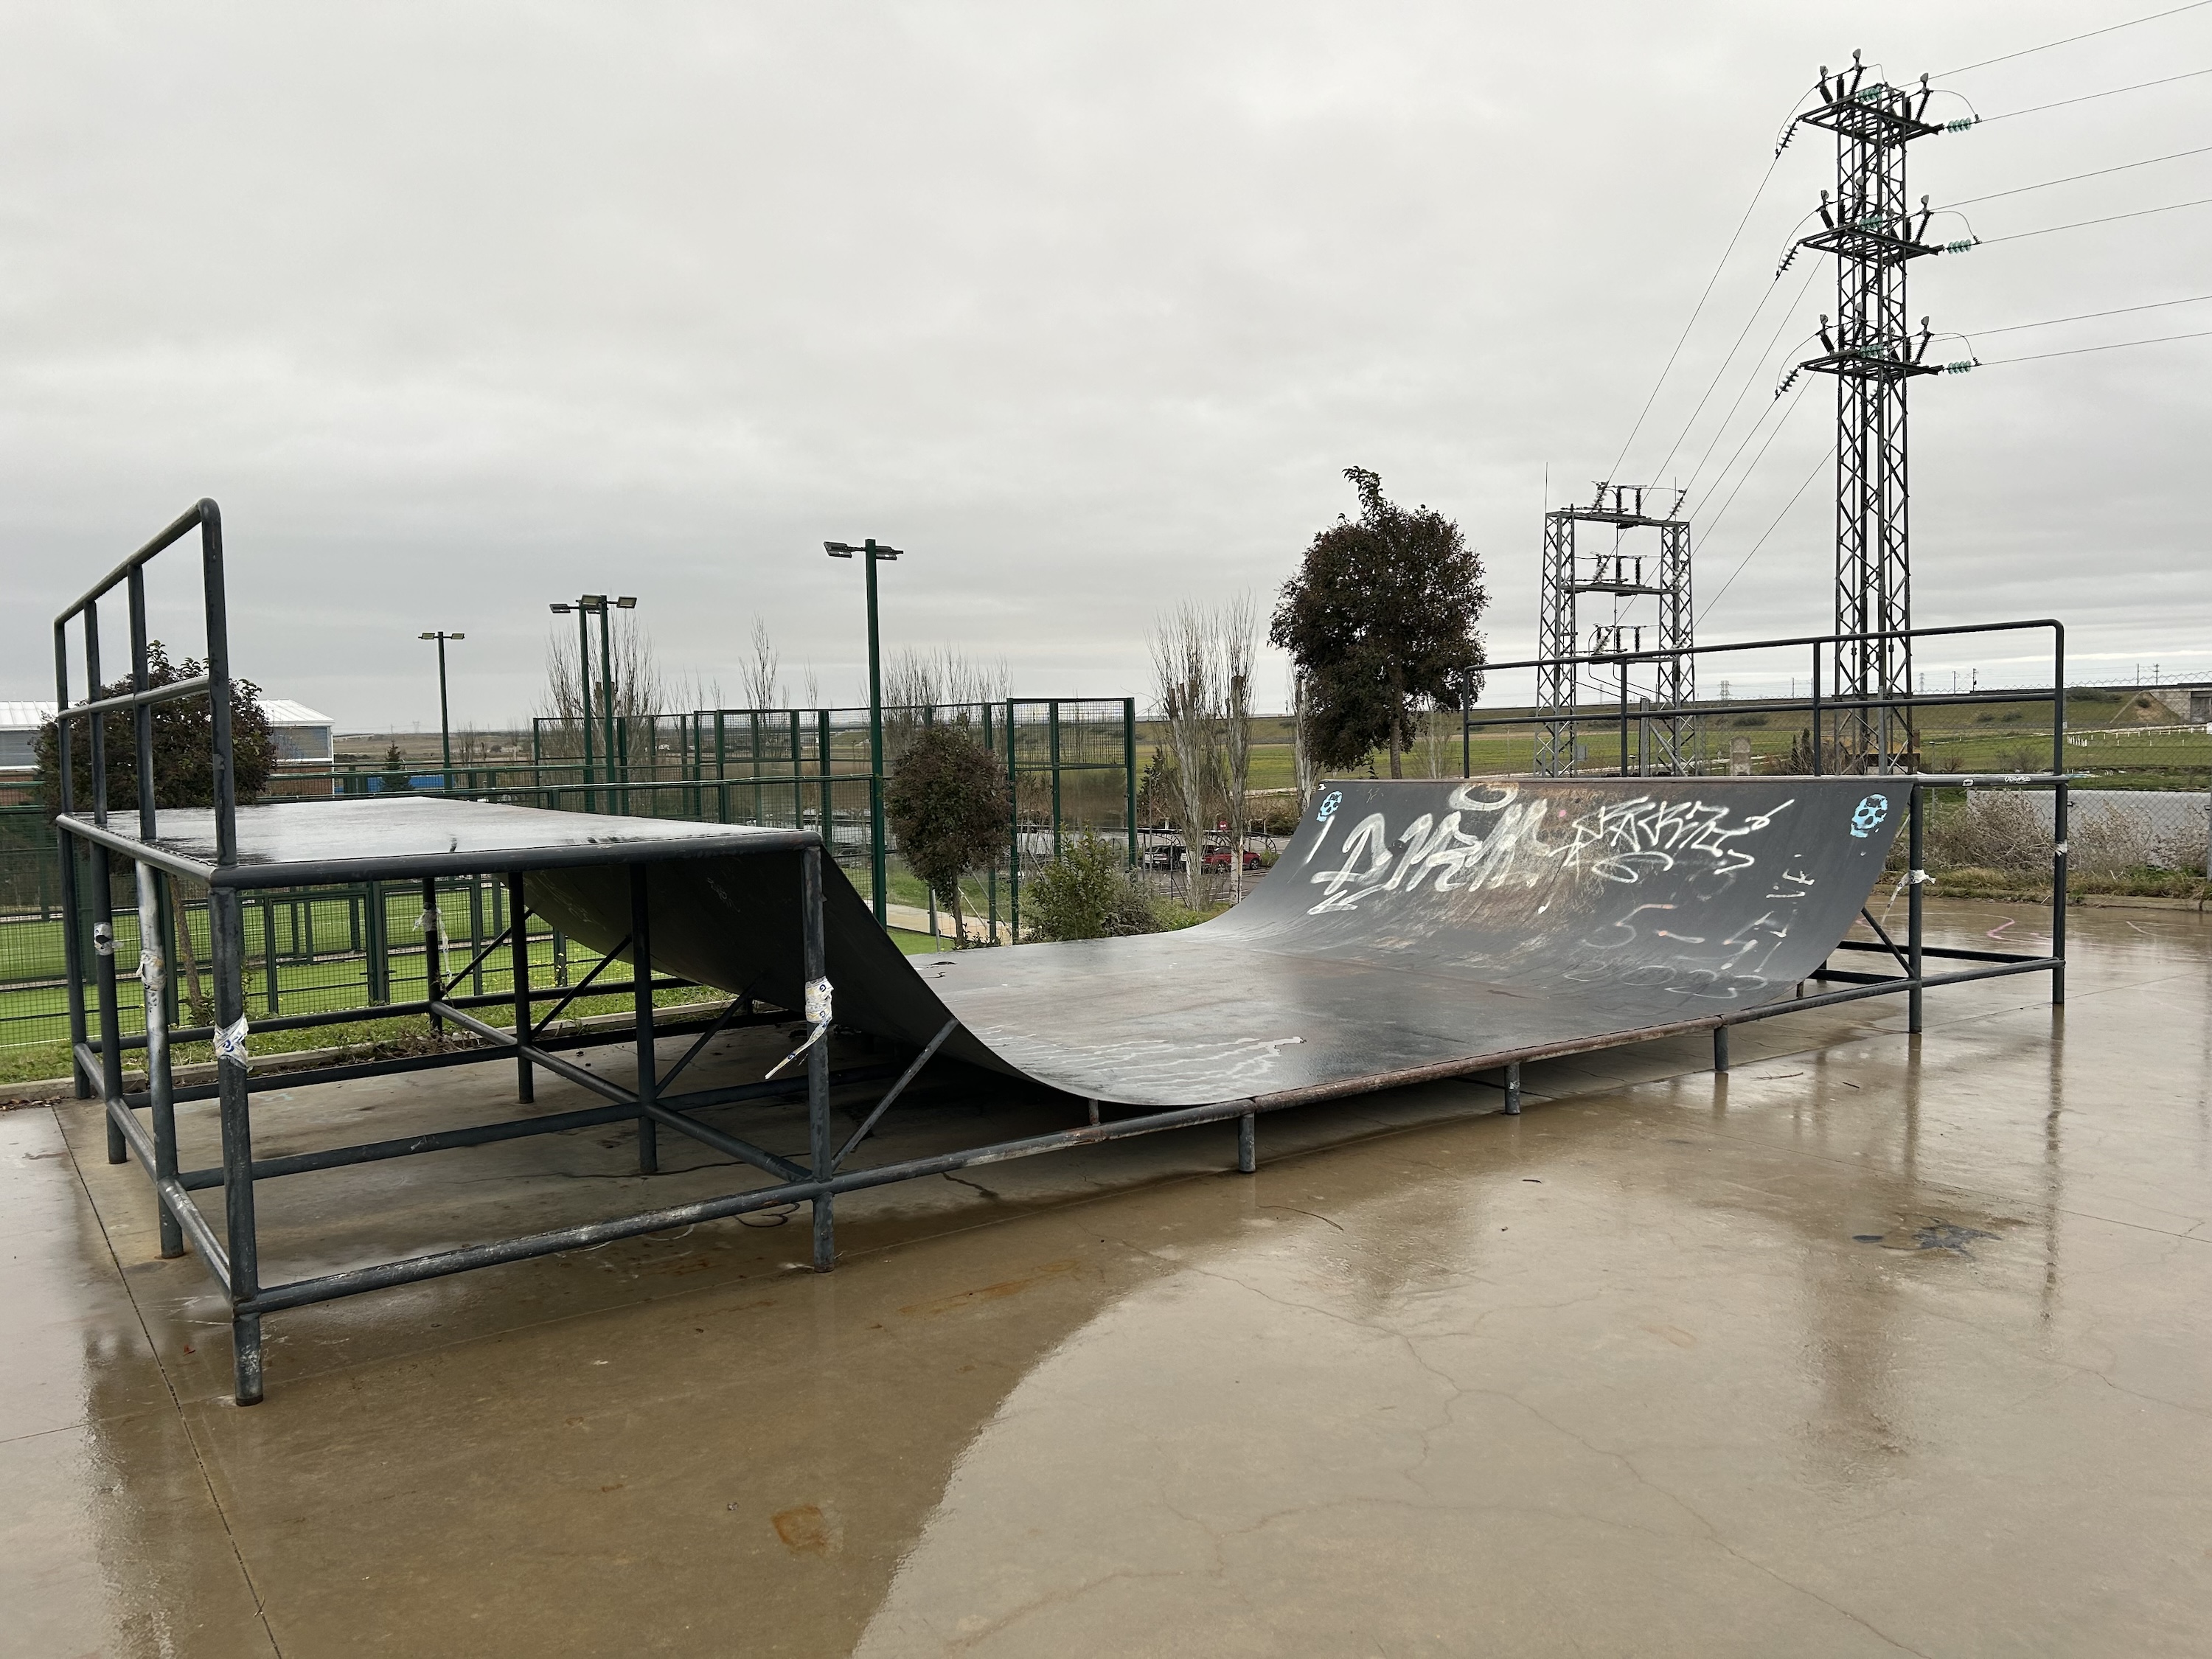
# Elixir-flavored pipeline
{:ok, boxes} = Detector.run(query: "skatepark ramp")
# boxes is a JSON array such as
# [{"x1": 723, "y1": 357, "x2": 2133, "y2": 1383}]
[
  {"x1": 531, "y1": 774, "x2": 1910, "y2": 1108},
  {"x1": 55, "y1": 503, "x2": 2066, "y2": 1400}
]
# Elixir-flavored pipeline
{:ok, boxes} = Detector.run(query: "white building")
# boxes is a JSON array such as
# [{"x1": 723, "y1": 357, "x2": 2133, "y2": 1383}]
[{"x1": 0, "y1": 699, "x2": 334, "y2": 773}]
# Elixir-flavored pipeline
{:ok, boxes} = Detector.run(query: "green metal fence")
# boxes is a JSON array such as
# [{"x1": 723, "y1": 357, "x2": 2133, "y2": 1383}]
[
  {"x1": 1, "y1": 696, "x2": 1138, "y2": 1054},
  {"x1": 0, "y1": 851, "x2": 616, "y2": 1052}
]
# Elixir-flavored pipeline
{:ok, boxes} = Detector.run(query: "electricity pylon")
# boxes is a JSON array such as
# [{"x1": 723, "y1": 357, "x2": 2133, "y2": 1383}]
[{"x1": 1792, "y1": 51, "x2": 1944, "y2": 773}]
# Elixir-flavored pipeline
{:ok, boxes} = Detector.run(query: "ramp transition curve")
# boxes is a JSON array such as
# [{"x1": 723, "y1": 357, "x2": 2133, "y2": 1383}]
[{"x1": 531, "y1": 775, "x2": 1906, "y2": 1110}]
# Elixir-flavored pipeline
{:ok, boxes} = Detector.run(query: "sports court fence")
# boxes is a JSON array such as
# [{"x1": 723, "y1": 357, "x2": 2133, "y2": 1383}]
[{"x1": 1, "y1": 697, "x2": 1140, "y2": 1055}]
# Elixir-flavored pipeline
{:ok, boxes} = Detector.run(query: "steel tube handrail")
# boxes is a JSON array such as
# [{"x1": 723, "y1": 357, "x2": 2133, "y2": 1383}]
[
  {"x1": 56, "y1": 500, "x2": 215, "y2": 625},
  {"x1": 53, "y1": 675, "x2": 214, "y2": 722},
  {"x1": 1480, "y1": 616, "x2": 2062, "y2": 675}
]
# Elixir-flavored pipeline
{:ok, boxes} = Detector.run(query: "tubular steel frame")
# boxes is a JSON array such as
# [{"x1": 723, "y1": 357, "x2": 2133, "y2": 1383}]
[
  {"x1": 1474, "y1": 616, "x2": 2070, "y2": 1012},
  {"x1": 58, "y1": 508, "x2": 2067, "y2": 1404}
]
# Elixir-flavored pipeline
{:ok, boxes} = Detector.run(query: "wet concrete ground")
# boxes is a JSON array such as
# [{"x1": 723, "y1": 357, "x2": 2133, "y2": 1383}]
[{"x1": 4, "y1": 898, "x2": 2210, "y2": 1657}]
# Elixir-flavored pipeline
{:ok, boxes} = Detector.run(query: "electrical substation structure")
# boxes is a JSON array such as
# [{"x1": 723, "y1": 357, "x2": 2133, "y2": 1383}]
[
  {"x1": 1791, "y1": 52, "x2": 1947, "y2": 773},
  {"x1": 1534, "y1": 484, "x2": 1694, "y2": 777}
]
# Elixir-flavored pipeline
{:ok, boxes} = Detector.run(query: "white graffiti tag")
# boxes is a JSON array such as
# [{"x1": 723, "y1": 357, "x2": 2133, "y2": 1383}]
[
  {"x1": 1558, "y1": 794, "x2": 1795, "y2": 883},
  {"x1": 1308, "y1": 783, "x2": 1550, "y2": 913}
]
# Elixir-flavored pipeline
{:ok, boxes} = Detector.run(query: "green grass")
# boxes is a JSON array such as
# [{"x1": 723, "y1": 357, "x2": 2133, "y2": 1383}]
[{"x1": 0, "y1": 982, "x2": 728, "y2": 1090}]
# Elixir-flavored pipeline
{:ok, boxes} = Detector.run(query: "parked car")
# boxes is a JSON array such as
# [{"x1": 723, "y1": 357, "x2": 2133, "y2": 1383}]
[
  {"x1": 1141, "y1": 844, "x2": 1186, "y2": 870},
  {"x1": 1201, "y1": 846, "x2": 1265, "y2": 872}
]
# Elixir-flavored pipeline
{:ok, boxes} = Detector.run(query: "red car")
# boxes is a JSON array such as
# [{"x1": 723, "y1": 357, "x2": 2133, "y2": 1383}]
[{"x1": 1201, "y1": 846, "x2": 1265, "y2": 872}]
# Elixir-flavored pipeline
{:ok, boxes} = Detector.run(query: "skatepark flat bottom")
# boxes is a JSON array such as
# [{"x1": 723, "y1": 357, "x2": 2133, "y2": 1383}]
[{"x1": 7, "y1": 899, "x2": 2211, "y2": 1658}]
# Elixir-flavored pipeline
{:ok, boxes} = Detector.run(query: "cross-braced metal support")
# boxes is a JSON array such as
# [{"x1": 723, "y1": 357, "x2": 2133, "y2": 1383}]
[{"x1": 1534, "y1": 485, "x2": 1694, "y2": 776}]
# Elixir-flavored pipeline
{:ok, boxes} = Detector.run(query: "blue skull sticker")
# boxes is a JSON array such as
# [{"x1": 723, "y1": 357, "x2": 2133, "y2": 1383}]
[
  {"x1": 1316, "y1": 790, "x2": 1343, "y2": 824},
  {"x1": 1849, "y1": 793, "x2": 1890, "y2": 839}
]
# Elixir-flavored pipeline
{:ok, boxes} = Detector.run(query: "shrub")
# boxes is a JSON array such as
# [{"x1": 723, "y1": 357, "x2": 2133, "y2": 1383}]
[
  {"x1": 1023, "y1": 835, "x2": 1160, "y2": 942},
  {"x1": 886, "y1": 723, "x2": 1009, "y2": 946},
  {"x1": 36, "y1": 641, "x2": 274, "y2": 813}
]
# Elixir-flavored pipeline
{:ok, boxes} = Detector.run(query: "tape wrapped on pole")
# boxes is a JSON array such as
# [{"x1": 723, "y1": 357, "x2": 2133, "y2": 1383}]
[
  {"x1": 139, "y1": 945, "x2": 164, "y2": 991},
  {"x1": 765, "y1": 977, "x2": 833, "y2": 1079},
  {"x1": 94, "y1": 923, "x2": 114, "y2": 957},
  {"x1": 215, "y1": 1015, "x2": 251, "y2": 1071}
]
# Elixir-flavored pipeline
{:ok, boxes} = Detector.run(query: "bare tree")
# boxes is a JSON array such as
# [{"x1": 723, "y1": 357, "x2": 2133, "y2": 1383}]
[
  {"x1": 1217, "y1": 595, "x2": 1257, "y2": 901},
  {"x1": 1150, "y1": 605, "x2": 1220, "y2": 905},
  {"x1": 740, "y1": 618, "x2": 782, "y2": 712},
  {"x1": 1419, "y1": 695, "x2": 1450, "y2": 780},
  {"x1": 538, "y1": 613, "x2": 672, "y2": 773},
  {"x1": 883, "y1": 647, "x2": 1009, "y2": 713},
  {"x1": 1290, "y1": 669, "x2": 1320, "y2": 808},
  {"x1": 883, "y1": 647, "x2": 1012, "y2": 766}
]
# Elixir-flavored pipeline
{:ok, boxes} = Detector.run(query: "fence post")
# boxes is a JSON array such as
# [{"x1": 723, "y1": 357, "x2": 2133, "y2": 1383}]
[
  {"x1": 1049, "y1": 700, "x2": 1062, "y2": 861},
  {"x1": 366, "y1": 879, "x2": 387, "y2": 1004},
  {"x1": 262, "y1": 894, "x2": 279, "y2": 1015},
  {"x1": 1007, "y1": 699, "x2": 1020, "y2": 942},
  {"x1": 509, "y1": 872, "x2": 533, "y2": 1103},
  {"x1": 630, "y1": 863, "x2": 658, "y2": 1176},
  {"x1": 1123, "y1": 696, "x2": 1138, "y2": 868},
  {"x1": 468, "y1": 876, "x2": 486, "y2": 995},
  {"x1": 422, "y1": 877, "x2": 445, "y2": 1037},
  {"x1": 818, "y1": 709, "x2": 834, "y2": 852},
  {"x1": 1810, "y1": 642, "x2": 1824, "y2": 776},
  {"x1": 1618, "y1": 661, "x2": 1630, "y2": 776},
  {"x1": 1908, "y1": 785, "x2": 1924, "y2": 1034},
  {"x1": 2051, "y1": 630, "x2": 2067, "y2": 1007}
]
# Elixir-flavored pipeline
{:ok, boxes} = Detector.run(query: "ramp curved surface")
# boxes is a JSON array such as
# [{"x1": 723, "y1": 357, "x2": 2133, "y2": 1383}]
[{"x1": 531, "y1": 776, "x2": 1905, "y2": 1110}]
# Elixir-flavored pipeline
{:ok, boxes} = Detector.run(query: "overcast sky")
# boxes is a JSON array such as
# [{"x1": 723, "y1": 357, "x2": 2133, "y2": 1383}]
[{"x1": 4, "y1": 1, "x2": 2207, "y2": 729}]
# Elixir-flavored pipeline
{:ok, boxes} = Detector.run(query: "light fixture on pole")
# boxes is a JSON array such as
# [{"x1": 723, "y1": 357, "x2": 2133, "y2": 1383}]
[
  {"x1": 548, "y1": 600, "x2": 597, "y2": 801},
  {"x1": 418, "y1": 631, "x2": 467, "y2": 778},
  {"x1": 824, "y1": 540, "x2": 902, "y2": 927},
  {"x1": 549, "y1": 595, "x2": 636, "y2": 809}
]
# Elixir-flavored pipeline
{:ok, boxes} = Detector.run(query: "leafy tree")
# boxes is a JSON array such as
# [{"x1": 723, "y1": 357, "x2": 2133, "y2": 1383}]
[
  {"x1": 885, "y1": 722, "x2": 1009, "y2": 946},
  {"x1": 35, "y1": 641, "x2": 274, "y2": 814},
  {"x1": 1270, "y1": 467, "x2": 1488, "y2": 777},
  {"x1": 1023, "y1": 834, "x2": 1159, "y2": 942}
]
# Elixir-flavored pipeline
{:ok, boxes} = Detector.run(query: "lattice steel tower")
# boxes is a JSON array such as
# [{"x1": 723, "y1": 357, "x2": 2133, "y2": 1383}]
[
  {"x1": 1792, "y1": 52, "x2": 1944, "y2": 773},
  {"x1": 1534, "y1": 483, "x2": 1694, "y2": 777}
]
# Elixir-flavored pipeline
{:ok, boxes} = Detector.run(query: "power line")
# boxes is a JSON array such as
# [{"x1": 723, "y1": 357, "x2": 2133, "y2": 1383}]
[
  {"x1": 1980, "y1": 327, "x2": 2212, "y2": 364},
  {"x1": 1975, "y1": 64, "x2": 2212, "y2": 122},
  {"x1": 1647, "y1": 261, "x2": 1804, "y2": 486},
  {"x1": 1938, "y1": 144, "x2": 2212, "y2": 209},
  {"x1": 1696, "y1": 445, "x2": 1835, "y2": 626},
  {"x1": 1685, "y1": 352, "x2": 1812, "y2": 521},
  {"x1": 1677, "y1": 265, "x2": 1823, "y2": 504},
  {"x1": 1978, "y1": 194, "x2": 2212, "y2": 243},
  {"x1": 1604, "y1": 143, "x2": 1790, "y2": 484},
  {"x1": 1935, "y1": 0, "x2": 2212, "y2": 77},
  {"x1": 1688, "y1": 374, "x2": 1814, "y2": 543},
  {"x1": 1965, "y1": 293, "x2": 2212, "y2": 336}
]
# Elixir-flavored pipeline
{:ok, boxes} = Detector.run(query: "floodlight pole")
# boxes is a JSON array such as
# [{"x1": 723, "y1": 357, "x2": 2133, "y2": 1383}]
[
  {"x1": 549, "y1": 599, "x2": 599, "y2": 806},
  {"x1": 419, "y1": 630, "x2": 466, "y2": 778},
  {"x1": 597, "y1": 597, "x2": 636, "y2": 804},
  {"x1": 826, "y1": 538, "x2": 903, "y2": 926}
]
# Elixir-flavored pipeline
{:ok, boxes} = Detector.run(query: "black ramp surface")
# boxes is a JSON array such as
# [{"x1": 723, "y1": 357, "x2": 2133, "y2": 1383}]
[{"x1": 530, "y1": 775, "x2": 1906, "y2": 1110}]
